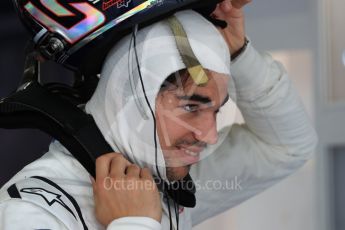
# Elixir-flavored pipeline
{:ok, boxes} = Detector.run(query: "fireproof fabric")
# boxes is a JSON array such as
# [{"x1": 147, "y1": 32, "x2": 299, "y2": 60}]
[
  {"x1": 85, "y1": 10, "x2": 232, "y2": 181},
  {"x1": 0, "y1": 10, "x2": 317, "y2": 230}
]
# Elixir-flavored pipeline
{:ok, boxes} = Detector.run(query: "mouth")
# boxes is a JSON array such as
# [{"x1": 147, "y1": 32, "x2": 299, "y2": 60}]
[
  {"x1": 176, "y1": 146, "x2": 203, "y2": 165},
  {"x1": 181, "y1": 148, "x2": 200, "y2": 157}
]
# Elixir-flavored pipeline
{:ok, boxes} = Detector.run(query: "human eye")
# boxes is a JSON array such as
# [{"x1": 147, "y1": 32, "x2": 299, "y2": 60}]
[{"x1": 182, "y1": 104, "x2": 200, "y2": 113}]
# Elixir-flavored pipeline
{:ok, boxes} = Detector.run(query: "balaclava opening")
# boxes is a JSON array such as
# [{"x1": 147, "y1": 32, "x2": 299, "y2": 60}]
[{"x1": 86, "y1": 10, "x2": 237, "y2": 182}]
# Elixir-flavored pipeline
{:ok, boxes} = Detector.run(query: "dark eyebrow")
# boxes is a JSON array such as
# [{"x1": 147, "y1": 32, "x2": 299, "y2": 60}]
[
  {"x1": 176, "y1": 94, "x2": 211, "y2": 104},
  {"x1": 177, "y1": 93, "x2": 230, "y2": 106}
]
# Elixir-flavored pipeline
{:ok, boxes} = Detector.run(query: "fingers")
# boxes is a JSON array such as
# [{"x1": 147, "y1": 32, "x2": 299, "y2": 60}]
[
  {"x1": 95, "y1": 153, "x2": 154, "y2": 182},
  {"x1": 212, "y1": 1, "x2": 234, "y2": 20},
  {"x1": 109, "y1": 155, "x2": 131, "y2": 177},
  {"x1": 96, "y1": 153, "x2": 130, "y2": 180},
  {"x1": 217, "y1": 0, "x2": 251, "y2": 13},
  {"x1": 92, "y1": 162, "x2": 161, "y2": 225},
  {"x1": 231, "y1": 0, "x2": 252, "y2": 9},
  {"x1": 126, "y1": 164, "x2": 141, "y2": 177},
  {"x1": 95, "y1": 153, "x2": 116, "y2": 181},
  {"x1": 140, "y1": 168, "x2": 154, "y2": 180},
  {"x1": 219, "y1": 0, "x2": 232, "y2": 12}
]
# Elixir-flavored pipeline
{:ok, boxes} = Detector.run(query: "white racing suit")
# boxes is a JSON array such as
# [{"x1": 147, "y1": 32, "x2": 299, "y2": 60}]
[
  {"x1": 0, "y1": 40, "x2": 317, "y2": 230},
  {"x1": 0, "y1": 10, "x2": 317, "y2": 229}
]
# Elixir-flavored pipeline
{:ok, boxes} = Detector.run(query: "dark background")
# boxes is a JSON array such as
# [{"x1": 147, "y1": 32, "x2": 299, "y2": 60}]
[{"x1": 0, "y1": 1, "x2": 73, "y2": 186}]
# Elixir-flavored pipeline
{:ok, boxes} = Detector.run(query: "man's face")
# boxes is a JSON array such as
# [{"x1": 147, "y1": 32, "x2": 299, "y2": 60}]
[{"x1": 155, "y1": 70, "x2": 229, "y2": 181}]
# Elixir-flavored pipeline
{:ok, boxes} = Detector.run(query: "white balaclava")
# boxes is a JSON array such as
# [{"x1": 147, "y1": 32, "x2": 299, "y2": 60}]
[{"x1": 86, "y1": 10, "x2": 232, "y2": 181}]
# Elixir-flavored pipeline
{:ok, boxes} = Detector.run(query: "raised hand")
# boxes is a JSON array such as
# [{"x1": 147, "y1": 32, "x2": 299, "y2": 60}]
[{"x1": 212, "y1": 0, "x2": 252, "y2": 54}]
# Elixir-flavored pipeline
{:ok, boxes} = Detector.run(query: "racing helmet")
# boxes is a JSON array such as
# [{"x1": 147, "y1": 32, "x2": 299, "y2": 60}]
[{"x1": 12, "y1": 0, "x2": 221, "y2": 76}]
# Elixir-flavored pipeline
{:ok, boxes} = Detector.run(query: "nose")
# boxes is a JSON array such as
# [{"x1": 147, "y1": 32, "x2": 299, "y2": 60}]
[{"x1": 194, "y1": 114, "x2": 218, "y2": 145}]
